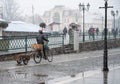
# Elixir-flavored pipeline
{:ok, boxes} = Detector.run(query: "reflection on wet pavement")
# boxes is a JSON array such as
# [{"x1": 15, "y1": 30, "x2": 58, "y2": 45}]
[
  {"x1": 60, "y1": 67, "x2": 120, "y2": 84},
  {"x1": 0, "y1": 69, "x2": 48, "y2": 84},
  {"x1": 103, "y1": 71, "x2": 108, "y2": 84},
  {"x1": 0, "y1": 49, "x2": 120, "y2": 84},
  {"x1": 0, "y1": 63, "x2": 68, "y2": 84}
]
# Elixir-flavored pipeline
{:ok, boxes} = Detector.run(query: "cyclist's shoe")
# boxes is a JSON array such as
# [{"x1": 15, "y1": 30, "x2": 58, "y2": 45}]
[{"x1": 43, "y1": 56, "x2": 48, "y2": 60}]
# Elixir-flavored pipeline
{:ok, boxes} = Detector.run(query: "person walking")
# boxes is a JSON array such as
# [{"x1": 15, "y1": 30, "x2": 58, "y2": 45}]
[
  {"x1": 96, "y1": 27, "x2": 99, "y2": 36},
  {"x1": 63, "y1": 27, "x2": 67, "y2": 38},
  {"x1": 90, "y1": 26, "x2": 95, "y2": 40}
]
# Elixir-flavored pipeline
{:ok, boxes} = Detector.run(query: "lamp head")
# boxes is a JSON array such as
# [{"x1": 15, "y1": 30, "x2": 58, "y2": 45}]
[
  {"x1": 111, "y1": 10, "x2": 115, "y2": 16},
  {"x1": 87, "y1": 3, "x2": 90, "y2": 10},
  {"x1": 79, "y1": 3, "x2": 82, "y2": 10},
  {"x1": 79, "y1": 3, "x2": 81, "y2": 7}
]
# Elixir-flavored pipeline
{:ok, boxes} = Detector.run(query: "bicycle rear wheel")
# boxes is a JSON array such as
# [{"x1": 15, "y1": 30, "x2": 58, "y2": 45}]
[
  {"x1": 46, "y1": 49, "x2": 53, "y2": 62},
  {"x1": 33, "y1": 51, "x2": 42, "y2": 63},
  {"x1": 23, "y1": 59, "x2": 29, "y2": 65},
  {"x1": 17, "y1": 57, "x2": 22, "y2": 64}
]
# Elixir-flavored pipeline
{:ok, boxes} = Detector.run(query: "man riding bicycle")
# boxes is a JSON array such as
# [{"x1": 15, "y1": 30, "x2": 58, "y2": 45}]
[{"x1": 36, "y1": 30, "x2": 49, "y2": 60}]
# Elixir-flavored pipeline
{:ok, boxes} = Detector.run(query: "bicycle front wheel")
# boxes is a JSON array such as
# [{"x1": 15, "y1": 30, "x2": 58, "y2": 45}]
[
  {"x1": 46, "y1": 49, "x2": 53, "y2": 62},
  {"x1": 33, "y1": 51, "x2": 42, "y2": 63}
]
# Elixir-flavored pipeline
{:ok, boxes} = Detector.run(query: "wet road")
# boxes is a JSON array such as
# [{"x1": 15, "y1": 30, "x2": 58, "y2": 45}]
[{"x1": 0, "y1": 48, "x2": 120, "y2": 84}]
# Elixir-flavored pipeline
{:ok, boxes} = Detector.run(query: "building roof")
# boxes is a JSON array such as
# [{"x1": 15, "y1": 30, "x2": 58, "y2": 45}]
[{"x1": 4, "y1": 21, "x2": 41, "y2": 32}]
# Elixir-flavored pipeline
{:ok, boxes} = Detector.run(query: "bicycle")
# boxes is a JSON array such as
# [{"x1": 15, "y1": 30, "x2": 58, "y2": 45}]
[{"x1": 31, "y1": 42, "x2": 53, "y2": 63}]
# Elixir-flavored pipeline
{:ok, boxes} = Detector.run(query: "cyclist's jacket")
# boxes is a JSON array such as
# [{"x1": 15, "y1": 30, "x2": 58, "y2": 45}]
[{"x1": 36, "y1": 34, "x2": 48, "y2": 44}]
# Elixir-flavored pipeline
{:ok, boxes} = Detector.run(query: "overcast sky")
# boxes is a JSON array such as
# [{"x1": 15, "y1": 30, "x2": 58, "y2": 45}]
[{"x1": 17, "y1": 0, "x2": 120, "y2": 17}]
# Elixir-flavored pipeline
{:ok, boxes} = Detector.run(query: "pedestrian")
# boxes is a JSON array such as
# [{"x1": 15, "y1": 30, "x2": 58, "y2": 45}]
[
  {"x1": 96, "y1": 27, "x2": 99, "y2": 36},
  {"x1": 36, "y1": 30, "x2": 49, "y2": 60},
  {"x1": 90, "y1": 26, "x2": 95, "y2": 40},
  {"x1": 88, "y1": 28, "x2": 91, "y2": 39},
  {"x1": 63, "y1": 27, "x2": 67, "y2": 38}
]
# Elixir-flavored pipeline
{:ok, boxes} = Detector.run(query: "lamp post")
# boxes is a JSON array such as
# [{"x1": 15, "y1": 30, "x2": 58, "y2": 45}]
[
  {"x1": 111, "y1": 10, "x2": 118, "y2": 29},
  {"x1": 79, "y1": 3, "x2": 90, "y2": 42},
  {"x1": 99, "y1": 0, "x2": 113, "y2": 71}
]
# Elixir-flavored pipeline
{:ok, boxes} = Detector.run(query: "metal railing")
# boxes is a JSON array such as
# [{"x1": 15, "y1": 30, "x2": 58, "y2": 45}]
[
  {"x1": 0, "y1": 34, "x2": 64, "y2": 52},
  {"x1": 0, "y1": 31, "x2": 120, "y2": 53},
  {"x1": 79, "y1": 32, "x2": 120, "y2": 42}
]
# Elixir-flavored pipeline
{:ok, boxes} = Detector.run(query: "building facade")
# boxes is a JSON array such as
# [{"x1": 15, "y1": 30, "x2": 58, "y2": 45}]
[
  {"x1": 42, "y1": 5, "x2": 113, "y2": 33},
  {"x1": 42, "y1": 5, "x2": 81, "y2": 32}
]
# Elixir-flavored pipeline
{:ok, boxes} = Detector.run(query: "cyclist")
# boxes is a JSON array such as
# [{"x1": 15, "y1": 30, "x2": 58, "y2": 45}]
[{"x1": 36, "y1": 30, "x2": 49, "y2": 60}]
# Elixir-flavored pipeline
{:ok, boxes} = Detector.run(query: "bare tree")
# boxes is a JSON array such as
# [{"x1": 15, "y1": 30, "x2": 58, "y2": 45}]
[{"x1": 0, "y1": 0, "x2": 21, "y2": 21}]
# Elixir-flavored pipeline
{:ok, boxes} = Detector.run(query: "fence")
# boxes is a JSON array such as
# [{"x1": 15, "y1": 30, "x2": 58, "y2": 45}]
[
  {"x1": 79, "y1": 31, "x2": 120, "y2": 42},
  {"x1": 0, "y1": 34, "x2": 64, "y2": 53},
  {"x1": 0, "y1": 31, "x2": 120, "y2": 53}
]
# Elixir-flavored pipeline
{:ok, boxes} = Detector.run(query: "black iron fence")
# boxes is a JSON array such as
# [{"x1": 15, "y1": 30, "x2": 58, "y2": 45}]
[{"x1": 0, "y1": 34, "x2": 64, "y2": 52}]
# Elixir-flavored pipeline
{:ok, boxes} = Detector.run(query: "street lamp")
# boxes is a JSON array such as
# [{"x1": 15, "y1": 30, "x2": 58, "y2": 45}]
[
  {"x1": 99, "y1": 0, "x2": 113, "y2": 71},
  {"x1": 79, "y1": 3, "x2": 90, "y2": 42},
  {"x1": 111, "y1": 10, "x2": 118, "y2": 38},
  {"x1": 111, "y1": 10, "x2": 118, "y2": 31}
]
